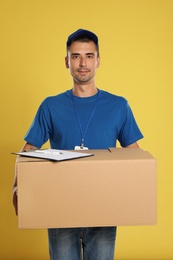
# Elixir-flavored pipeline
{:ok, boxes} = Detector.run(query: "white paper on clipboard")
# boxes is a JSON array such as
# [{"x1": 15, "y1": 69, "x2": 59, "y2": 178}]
[{"x1": 12, "y1": 149, "x2": 94, "y2": 161}]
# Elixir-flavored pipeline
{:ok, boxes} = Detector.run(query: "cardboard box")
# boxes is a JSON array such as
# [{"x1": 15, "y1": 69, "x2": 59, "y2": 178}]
[{"x1": 17, "y1": 148, "x2": 157, "y2": 229}]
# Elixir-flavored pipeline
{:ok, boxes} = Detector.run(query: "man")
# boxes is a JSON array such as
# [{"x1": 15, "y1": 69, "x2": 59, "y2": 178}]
[{"x1": 13, "y1": 29, "x2": 143, "y2": 260}]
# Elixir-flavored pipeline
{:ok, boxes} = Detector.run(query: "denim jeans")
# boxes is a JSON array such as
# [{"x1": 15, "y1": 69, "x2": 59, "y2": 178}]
[{"x1": 48, "y1": 227, "x2": 117, "y2": 260}]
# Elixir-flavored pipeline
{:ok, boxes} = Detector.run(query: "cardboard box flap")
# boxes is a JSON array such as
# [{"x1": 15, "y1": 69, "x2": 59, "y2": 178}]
[
  {"x1": 17, "y1": 156, "x2": 46, "y2": 163},
  {"x1": 108, "y1": 148, "x2": 155, "y2": 160},
  {"x1": 17, "y1": 148, "x2": 156, "y2": 163}
]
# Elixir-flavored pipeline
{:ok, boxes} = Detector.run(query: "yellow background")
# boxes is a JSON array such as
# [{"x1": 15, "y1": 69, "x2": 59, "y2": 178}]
[{"x1": 0, "y1": 0, "x2": 173, "y2": 259}]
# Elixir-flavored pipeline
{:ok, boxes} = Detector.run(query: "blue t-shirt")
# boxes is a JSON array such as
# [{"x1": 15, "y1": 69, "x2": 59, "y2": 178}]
[{"x1": 24, "y1": 89, "x2": 143, "y2": 149}]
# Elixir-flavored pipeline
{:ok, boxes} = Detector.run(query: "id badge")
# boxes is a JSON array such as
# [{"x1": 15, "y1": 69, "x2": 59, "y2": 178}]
[{"x1": 74, "y1": 146, "x2": 89, "y2": 150}]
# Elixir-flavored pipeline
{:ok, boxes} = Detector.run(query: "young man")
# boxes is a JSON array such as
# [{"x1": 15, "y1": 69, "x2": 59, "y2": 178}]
[{"x1": 13, "y1": 29, "x2": 143, "y2": 260}]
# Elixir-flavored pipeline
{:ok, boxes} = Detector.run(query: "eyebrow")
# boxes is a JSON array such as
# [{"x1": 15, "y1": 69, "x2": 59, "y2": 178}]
[
  {"x1": 71, "y1": 53, "x2": 80, "y2": 56},
  {"x1": 71, "y1": 53, "x2": 95, "y2": 56},
  {"x1": 86, "y1": 53, "x2": 95, "y2": 56}
]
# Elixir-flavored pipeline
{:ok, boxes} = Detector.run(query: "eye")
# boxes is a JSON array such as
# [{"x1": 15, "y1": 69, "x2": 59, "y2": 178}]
[
  {"x1": 86, "y1": 55, "x2": 94, "y2": 59},
  {"x1": 71, "y1": 55, "x2": 80, "y2": 59}
]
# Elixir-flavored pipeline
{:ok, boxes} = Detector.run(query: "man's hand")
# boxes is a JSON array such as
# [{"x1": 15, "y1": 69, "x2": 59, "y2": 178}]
[{"x1": 12, "y1": 185, "x2": 18, "y2": 216}]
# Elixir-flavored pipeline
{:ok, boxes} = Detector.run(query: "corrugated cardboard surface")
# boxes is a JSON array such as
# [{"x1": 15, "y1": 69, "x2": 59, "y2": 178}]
[{"x1": 17, "y1": 148, "x2": 157, "y2": 229}]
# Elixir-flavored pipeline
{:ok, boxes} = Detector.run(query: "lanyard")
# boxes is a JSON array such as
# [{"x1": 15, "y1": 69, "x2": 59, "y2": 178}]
[{"x1": 71, "y1": 90, "x2": 99, "y2": 148}]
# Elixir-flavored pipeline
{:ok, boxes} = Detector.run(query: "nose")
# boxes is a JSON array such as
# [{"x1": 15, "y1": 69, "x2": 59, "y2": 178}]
[{"x1": 80, "y1": 56, "x2": 86, "y2": 67}]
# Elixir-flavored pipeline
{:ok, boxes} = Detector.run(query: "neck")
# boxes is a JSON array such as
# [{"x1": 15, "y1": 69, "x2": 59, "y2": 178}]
[{"x1": 72, "y1": 83, "x2": 98, "y2": 97}]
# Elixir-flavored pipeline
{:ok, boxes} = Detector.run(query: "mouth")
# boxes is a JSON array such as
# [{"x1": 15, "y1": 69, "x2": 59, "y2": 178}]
[
  {"x1": 79, "y1": 71, "x2": 88, "y2": 74},
  {"x1": 77, "y1": 69, "x2": 90, "y2": 74}
]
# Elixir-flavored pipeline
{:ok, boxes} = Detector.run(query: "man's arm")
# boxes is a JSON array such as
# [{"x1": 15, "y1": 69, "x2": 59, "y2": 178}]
[
  {"x1": 20, "y1": 142, "x2": 38, "y2": 152},
  {"x1": 125, "y1": 142, "x2": 140, "y2": 148},
  {"x1": 12, "y1": 142, "x2": 38, "y2": 215}
]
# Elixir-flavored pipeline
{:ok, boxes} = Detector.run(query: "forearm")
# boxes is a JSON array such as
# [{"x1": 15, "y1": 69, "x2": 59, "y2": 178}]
[
  {"x1": 125, "y1": 142, "x2": 140, "y2": 148},
  {"x1": 12, "y1": 142, "x2": 38, "y2": 215}
]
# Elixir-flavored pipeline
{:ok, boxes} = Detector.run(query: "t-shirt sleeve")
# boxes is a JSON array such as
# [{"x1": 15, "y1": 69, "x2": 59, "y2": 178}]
[
  {"x1": 24, "y1": 101, "x2": 51, "y2": 148},
  {"x1": 118, "y1": 101, "x2": 144, "y2": 147}
]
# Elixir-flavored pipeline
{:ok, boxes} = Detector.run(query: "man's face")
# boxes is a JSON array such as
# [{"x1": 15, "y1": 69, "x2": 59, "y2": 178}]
[{"x1": 65, "y1": 41, "x2": 100, "y2": 85}]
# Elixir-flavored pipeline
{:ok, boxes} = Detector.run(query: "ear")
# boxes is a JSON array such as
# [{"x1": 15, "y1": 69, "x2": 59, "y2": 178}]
[
  {"x1": 65, "y1": 57, "x2": 69, "y2": 68},
  {"x1": 96, "y1": 56, "x2": 100, "y2": 68}
]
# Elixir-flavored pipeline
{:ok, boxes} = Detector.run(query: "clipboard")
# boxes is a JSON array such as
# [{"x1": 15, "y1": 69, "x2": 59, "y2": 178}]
[{"x1": 12, "y1": 149, "x2": 93, "y2": 161}]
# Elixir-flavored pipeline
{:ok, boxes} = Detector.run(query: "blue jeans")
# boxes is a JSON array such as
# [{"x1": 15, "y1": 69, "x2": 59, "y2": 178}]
[{"x1": 48, "y1": 227, "x2": 117, "y2": 260}]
